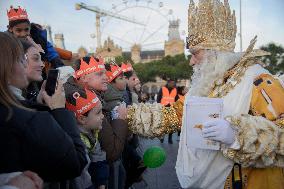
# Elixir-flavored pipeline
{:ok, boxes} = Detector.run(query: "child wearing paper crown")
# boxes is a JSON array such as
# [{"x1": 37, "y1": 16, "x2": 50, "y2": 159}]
[
  {"x1": 6, "y1": 6, "x2": 72, "y2": 104},
  {"x1": 103, "y1": 62, "x2": 127, "y2": 117},
  {"x1": 104, "y1": 62, "x2": 146, "y2": 188},
  {"x1": 108, "y1": 63, "x2": 146, "y2": 188},
  {"x1": 65, "y1": 84, "x2": 107, "y2": 189},
  {"x1": 68, "y1": 57, "x2": 128, "y2": 162},
  {"x1": 121, "y1": 63, "x2": 140, "y2": 105},
  {"x1": 6, "y1": 6, "x2": 66, "y2": 69},
  {"x1": 65, "y1": 56, "x2": 129, "y2": 189}
]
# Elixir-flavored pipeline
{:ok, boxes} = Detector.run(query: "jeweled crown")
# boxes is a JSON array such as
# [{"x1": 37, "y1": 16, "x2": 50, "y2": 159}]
[{"x1": 187, "y1": 0, "x2": 237, "y2": 52}]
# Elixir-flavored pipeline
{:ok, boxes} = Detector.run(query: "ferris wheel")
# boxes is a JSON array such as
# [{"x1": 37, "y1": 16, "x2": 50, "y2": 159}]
[
  {"x1": 101, "y1": 0, "x2": 175, "y2": 51},
  {"x1": 76, "y1": 0, "x2": 177, "y2": 52}
]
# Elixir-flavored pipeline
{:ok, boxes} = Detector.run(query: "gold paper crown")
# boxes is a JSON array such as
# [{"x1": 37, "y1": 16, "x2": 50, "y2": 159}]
[{"x1": 187, "y1": 0, "x2": 237, "y2": 52}]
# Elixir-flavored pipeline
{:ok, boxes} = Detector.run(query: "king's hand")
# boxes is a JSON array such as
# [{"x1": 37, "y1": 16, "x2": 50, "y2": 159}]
[{"x1": 202, "y1": 119, "x2": 236, "y2": 145}]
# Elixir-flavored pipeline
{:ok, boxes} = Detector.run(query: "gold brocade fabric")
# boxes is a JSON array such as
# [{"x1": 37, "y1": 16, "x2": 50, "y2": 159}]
[
  {"x1": 222, "y1": 99, "x2": 284, "y2": 189},
  {"x1": 219, "y1": 69, "x2": 284, "y2": 188},
  {"x1": 209, "y1": 37, "x2": 269, "y2": 99},
  {"x1": 223, "y1": 115, "x2": 281, "y2": 167},
  {"x1": 127, "y1": 100, "x2": 184, "y2": 138},
  {"x1": 172, "y1": 98, "x2": 184, "y2": 130},
  {"x1": 275, "y1": 118, "x2": 284, "y2": 129},
  {"x1": 204, "y1": 44, "x2": 284, "y2": 188}
]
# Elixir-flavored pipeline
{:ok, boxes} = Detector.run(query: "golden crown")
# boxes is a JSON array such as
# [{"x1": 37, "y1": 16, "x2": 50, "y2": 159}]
[{"x1": 187, "y1": 0, "x2": 237, "y2": 52}]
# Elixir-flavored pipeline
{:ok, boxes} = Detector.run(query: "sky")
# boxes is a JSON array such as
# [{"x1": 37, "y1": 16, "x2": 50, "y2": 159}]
[{"x1": 1, "y1": 0, "x2": 284, "y2": 53}]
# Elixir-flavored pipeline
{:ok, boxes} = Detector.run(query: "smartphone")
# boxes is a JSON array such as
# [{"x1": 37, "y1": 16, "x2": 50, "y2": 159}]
[{"x1": 45, "y1": 69, "x2": 59, "y2": 96}]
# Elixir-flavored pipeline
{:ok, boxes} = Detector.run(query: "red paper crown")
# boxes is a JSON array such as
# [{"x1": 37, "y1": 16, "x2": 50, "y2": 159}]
[
  {"x1": 106, "y1": 64, "x2": 123, "y2": 82},
  {"x1": 74, "y1": 57, "x2": 105, "y2": 79},
  {"x1": 7, "y1": 6, "x2": 29, "y2": 22},
  {"x1": 66, "y1": 88, "x2": 100, "y2": 117},
  {"x1": 121, "y1": 63, "x2": 133, "y2": 73}
]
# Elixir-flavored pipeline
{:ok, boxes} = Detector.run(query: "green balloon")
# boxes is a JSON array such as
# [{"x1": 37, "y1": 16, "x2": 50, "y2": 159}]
[{"x1": 143, "y1": 146, "x2": 166, "y2": 168}]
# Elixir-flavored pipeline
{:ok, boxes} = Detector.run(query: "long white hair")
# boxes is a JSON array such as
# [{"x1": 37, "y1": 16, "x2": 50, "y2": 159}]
[{"x1": 188, "y1": 50, "x2": 243, "y2": 97}]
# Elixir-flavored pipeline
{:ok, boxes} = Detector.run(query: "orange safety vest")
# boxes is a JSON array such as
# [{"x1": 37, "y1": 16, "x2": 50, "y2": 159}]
[{"x1": 160, "y1": 87, "x2": 177, "y2": 106}]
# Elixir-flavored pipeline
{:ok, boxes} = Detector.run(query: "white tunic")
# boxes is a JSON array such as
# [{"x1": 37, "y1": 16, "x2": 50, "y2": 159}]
[{"x1": 175, "y1": 64, "x2": 269, "y2": 189}]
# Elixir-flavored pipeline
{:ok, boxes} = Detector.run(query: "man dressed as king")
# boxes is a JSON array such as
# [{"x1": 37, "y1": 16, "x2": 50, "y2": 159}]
[
  {"x1": 174, "y1": 0, "x2": 284, "y2": 188},
  {"x1": 126, "y1": 0, "x2": 284, "y2": 188}
]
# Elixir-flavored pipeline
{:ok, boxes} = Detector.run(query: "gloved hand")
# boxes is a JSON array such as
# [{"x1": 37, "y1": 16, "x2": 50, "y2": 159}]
[{"x1": 202, "y1": 119, "x2": 236, "y2": 145}]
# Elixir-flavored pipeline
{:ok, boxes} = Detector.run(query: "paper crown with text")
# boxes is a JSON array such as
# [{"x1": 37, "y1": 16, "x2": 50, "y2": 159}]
[
  {"x1": 65, "y1": 87, "x2": 100, "y2": 117},
  {"x1": 74, "y1": 56, "x2": 105, "y2": 79},
  {"x1": 121, "y1": 63, "x2": 133, "y2": 73},
  {"x1": 7, "y1": 6, "x2": 29, "y2": 22},
  {"x1": 187, "y1": 0, "x2": 237, "y2": 52},
  {"x1": 106, "y1": 62, "x2": 123, "y2": 82}
]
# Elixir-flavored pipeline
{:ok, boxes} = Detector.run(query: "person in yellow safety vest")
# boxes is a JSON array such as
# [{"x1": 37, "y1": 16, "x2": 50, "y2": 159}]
[{"x1": 157, "y1": 79, "x2": 178, "y2": 144}]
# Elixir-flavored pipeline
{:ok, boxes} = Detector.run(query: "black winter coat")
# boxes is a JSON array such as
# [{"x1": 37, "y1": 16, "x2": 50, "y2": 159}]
[{"x1": 0, "y1": 105, "x2": 87, "y2": 182}]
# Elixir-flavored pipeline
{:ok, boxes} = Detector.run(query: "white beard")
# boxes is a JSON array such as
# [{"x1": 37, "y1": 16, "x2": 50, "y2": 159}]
[{"x1": 188, "y1": 51, "x2": 243, "y2": 97}]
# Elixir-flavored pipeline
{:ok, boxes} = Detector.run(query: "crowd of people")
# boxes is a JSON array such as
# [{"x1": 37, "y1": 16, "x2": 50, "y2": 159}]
[
  {"x1": 2, "y1": 0, "x2": 284, "y2": 189},
  {"x1": 0, "y1": 29, "x2": 144, "y2": 189},
  {"x1": 0, "y1": 5, "x2": 185, "y2": 189}
]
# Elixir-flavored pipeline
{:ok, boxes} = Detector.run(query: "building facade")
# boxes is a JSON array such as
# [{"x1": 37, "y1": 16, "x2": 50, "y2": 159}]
[{"x1": 95, "y1": 37, "x2": 123, "y2": 62}]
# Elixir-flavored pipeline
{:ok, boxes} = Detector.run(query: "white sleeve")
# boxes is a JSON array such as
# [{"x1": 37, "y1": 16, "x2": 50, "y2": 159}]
[{"x1": 228, "y1": 135, "x2": 240, "y2": 150}]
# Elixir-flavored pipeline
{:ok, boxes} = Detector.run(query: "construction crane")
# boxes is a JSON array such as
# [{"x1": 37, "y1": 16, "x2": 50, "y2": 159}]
[{"x1": 75, "y1": 2, "x2": 145, "y2": 48}]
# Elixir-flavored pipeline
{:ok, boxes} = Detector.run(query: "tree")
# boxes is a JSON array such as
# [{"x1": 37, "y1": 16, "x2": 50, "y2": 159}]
[
  {"x1": 114, "y1": 55, "x2": 133, "y2": 65},
  {"x1": 133, "y1": 54, "x2": 193, "y2": 83},
  {"x1": 260, "y1": 43, "x2": 284, "y2": 75}
]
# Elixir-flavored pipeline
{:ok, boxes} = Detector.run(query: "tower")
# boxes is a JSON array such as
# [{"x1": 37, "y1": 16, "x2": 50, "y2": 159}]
[
  {"x1": 42, "y1": 25, "x2": 53, "y2": 44},
  {"x1": 168, "y1": 20, "x2": 181, "y2": 41},
  {"x1": 131, "y1": 44, "x2": 141, "y2": 64},
  {"x1": 78, "y1": 46, "x2": 89, "y2": 58},
  {"x1": 54, "y1": 33, "x2": 66, "y2": 49},
  {"x1": 95, "y1": 37, "x2": 123, "y2": 62},
  {"x1": 164, "y1": 20, "x2": 184, "y2": 57}
]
